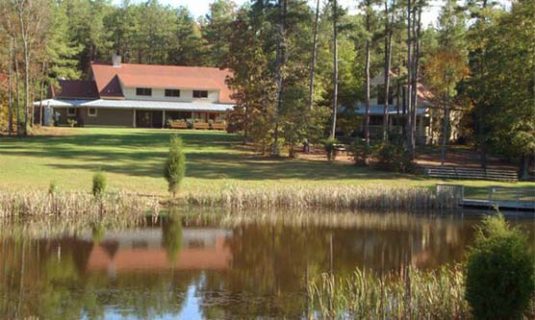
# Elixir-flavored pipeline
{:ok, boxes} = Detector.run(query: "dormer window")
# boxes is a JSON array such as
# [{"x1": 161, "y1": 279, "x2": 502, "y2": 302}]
[
  {"x1": 136, "y1": 88, "x2": 152, "y2": 96},
  {"x1": 165, "y1": 89, "x2": 181, "y2": 97},
  {"x1": 193, "y1": 90, "x2": 208, "y2": 98}
]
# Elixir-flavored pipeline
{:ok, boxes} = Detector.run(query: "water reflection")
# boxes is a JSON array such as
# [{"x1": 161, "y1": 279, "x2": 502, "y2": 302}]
[{"x1": 0, "y1": 212, "x2": 533, "y2": 319}]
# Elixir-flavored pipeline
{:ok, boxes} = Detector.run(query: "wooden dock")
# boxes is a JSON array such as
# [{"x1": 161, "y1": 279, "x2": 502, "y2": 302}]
[
  {"x1": 436, "y1": 184, "x2": 535, "y2": 212},
  {"x1": 461, "y1": 198, "x2": 535, "y2": 211}
]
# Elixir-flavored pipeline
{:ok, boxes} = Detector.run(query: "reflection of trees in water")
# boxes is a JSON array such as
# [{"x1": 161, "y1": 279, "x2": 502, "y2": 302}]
[
  {"x1": 0, "y1": 235, "x2": 192, "y2": 319},
  {"x1": 193, "y1": 219, "x2": 478, "y2": 318},
  {"x1": 161, "y1": 216, "x2": 183, "y2": 264},
  {"x1": 1, "y1": 215, "x2": 533, "y2": 319}
]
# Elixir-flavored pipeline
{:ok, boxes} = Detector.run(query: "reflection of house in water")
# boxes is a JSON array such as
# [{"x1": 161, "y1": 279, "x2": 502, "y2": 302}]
[{"x1": 85, "y1": 228, "x2": 232, "y2": 274}]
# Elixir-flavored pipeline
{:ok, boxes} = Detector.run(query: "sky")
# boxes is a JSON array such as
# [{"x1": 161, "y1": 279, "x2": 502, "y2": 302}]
[{"x1": 112, "y1": 0, "x2": 445, "y2": 27}]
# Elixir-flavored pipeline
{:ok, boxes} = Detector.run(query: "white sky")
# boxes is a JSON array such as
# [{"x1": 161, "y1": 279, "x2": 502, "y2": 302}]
[{"x1": 112, "y1": 0, "x2": 445, "y2": 27}]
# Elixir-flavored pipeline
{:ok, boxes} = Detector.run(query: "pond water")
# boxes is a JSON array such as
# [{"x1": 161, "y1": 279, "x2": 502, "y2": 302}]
[{"x1": 0, "y1": 211, "x2": 533, "y2": 319}]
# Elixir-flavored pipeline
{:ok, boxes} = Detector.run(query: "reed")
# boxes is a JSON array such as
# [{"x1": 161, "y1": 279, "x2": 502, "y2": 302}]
[
  {"x1": 0, "y1": 190, "x2": 160, "y2": 221},
  {"x1": 186, "y1": 185, "x2": 451, "y2": 211},
  {"x1": 307, "y1": 265, "x2": 468, "y2": 319}
]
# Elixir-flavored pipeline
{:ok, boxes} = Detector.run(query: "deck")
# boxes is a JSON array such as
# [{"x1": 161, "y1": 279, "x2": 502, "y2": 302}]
[{"x1": 436, "y1": 184, "x2": 535, "y2": 212}]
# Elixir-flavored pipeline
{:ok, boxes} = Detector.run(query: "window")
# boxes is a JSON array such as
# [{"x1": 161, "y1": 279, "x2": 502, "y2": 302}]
[
  {"x1": 136, "y1": 88, "x2": 152, "y2": 96},
  {"x1": 193, "y1": 90, "x2": 208, "y2": 98},
  {"x1": 67, "y1": 108, "x2": 76, "y2": 116},
  {"x1": 88, "y1": 107, "x2": 97, "y2": 117},
  {"x1": 165, "y1": 89, "x2": 181, "y2": 97}
]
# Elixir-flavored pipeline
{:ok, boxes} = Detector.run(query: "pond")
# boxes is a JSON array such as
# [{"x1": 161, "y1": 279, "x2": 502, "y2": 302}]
[{"x1": 0, "y1": 211, "x2": 533, "y2": 319}]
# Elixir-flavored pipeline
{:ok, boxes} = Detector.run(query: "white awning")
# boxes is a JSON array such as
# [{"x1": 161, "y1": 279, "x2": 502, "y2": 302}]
[
  {"x1": 33, "y1": 99, "x2": 91, "y2": 107},
  {"x1": 34, "y1": 98, "x2": 234, "y2": 112}
]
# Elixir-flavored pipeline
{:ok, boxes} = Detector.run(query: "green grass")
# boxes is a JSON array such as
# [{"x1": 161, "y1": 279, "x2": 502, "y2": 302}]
[{"x1": 0, "y1": 127, "x2": 532, "y2": 197}]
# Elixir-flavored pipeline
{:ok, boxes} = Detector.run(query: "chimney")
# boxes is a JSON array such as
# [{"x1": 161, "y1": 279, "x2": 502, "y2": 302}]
[{"x1": 112, "y1": 53, "x2": 122, "y2": 68}]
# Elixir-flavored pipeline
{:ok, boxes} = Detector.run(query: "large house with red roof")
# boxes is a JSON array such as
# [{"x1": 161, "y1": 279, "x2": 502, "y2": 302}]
[{"x1": 35, "y1": 55, "x2": 235, "y2": 129}]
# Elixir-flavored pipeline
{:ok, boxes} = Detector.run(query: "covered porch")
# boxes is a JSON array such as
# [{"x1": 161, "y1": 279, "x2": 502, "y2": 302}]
[{"x1": 33, "y1": 99, "x2": 233, "y2": 130}]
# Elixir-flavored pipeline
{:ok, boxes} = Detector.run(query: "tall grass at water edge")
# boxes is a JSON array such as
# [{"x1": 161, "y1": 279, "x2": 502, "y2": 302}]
[
  {"x1": 0, "y1": 191, "x2": 160, "y2": 219},
  {"x1": 307, "y1": 265, "x2": 468, "y2": 319},
  {"x1": 0, "y1": 184, "x2": 456, "y2": 221},
  {"x1": 186, "y1": 185, "x2": 453, "y2": 211}
]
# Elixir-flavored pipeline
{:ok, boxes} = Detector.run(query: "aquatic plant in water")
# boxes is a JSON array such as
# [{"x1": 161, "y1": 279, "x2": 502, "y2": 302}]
[{"x1": 307, "y1": 265, "x2": 468, "y2": 319}]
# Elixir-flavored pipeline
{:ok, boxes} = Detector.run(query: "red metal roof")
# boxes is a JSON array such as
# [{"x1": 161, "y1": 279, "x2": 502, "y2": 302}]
[
  {"x1": 53, "y1": 80, "x2": 100, "y2": 99},
  {"x1": 91, "y1": 62, "x2": 235, "y2": 103}
]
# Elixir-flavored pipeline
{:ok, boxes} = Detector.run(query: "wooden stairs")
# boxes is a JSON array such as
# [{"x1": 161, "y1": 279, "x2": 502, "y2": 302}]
[{"x1": 425, "y1": 166, "x2": 518, "y2": 182}]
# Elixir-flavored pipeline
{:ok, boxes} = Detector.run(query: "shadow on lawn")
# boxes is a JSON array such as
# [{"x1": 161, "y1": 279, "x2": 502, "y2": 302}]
[{"x1": 0, "y1": 130, "x2": 426, "y2": 181}]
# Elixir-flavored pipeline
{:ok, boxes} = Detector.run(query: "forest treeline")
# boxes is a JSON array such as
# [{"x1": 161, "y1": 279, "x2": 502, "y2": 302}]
[{"x1": 0, "y1": 0, "x2": 533, "y2": 176}]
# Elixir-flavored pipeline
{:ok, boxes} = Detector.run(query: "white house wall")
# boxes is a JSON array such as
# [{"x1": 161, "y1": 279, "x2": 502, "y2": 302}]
[{"x1": 122, "y1": 87, "x2": 219, "y2": 103}]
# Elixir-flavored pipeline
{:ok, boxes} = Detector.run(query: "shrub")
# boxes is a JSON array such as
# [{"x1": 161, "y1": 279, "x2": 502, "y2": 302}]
[
  {"x1": 349, "y1": 139, "x2": 371, "y2": 166},
  {"x1": 375, "y1": 143, "x2": 416, "y2": 173},
  {"x1": 92, "y1": 172, "x2": 106, "y2": 197},
  {"x1": 164, "y1": 136, "x2": 186, "y2": 197},
  {"x1": 48, "y1": 181, "x2": 58, "y2": 195},
  {"x1": 67, "y1": 119, "x2": 77, "y2": 127},
  {"x1": 323, "y1": 137, "x2": 338, "y2": 162},
  {"x1": 465, "y1": 214, "x2": 534, "y2": 320}
]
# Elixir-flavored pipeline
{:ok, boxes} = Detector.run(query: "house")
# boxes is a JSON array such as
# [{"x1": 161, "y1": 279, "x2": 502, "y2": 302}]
[
  {"x1": 85, "y1": 228, "x2": 233, "y2": 274},
  {"x1": 34, "y1": 54, "x2": 235, "y2": 129},
  {"x1": 350, "y1": 71, "x2": 464, "y2": 145},
  {"x1": 347, "y1": 72, "x2": 434, "y2": 144}
]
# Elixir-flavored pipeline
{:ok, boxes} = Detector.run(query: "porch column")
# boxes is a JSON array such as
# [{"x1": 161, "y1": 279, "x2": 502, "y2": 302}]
[
  {"x1": 162, "y1": 110, "x2": 165, "y2": 128},
  {"x1": 133, "y1": 109, "x2": 136, "y2": 128}
]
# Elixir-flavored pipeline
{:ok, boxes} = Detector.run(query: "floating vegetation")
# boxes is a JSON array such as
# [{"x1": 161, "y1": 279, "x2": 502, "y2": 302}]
[
  {"x1": 186, "y1": 185, "x2": 452, "y2": 211},
  {"x1": 307, "y1": 265, "x2": 468, "y2": 319}
]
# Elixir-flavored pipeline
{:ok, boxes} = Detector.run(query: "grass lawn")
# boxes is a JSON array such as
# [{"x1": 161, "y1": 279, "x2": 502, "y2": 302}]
[{"x1": 0, "y1": 127, "x2": 532, "y2": 198}]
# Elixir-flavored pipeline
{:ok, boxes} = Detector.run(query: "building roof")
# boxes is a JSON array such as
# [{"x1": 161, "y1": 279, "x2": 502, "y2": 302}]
[
  {"x1": 52, "y1": 80, "x2": 100, "y2": 99},
  {"x1": 91, "y1": 62, "x2": 235, "y2": 103},
  {"x1": 33, "y1": 98, "x2": 234, "y2": 112}
]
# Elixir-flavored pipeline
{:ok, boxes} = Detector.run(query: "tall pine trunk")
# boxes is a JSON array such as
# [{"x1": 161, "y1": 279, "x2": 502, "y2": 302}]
[
  {"x1": 364, "y1": 0, "x2": 371, "y2": 146},
  {"x1": 409, "y1": 5, "x2": 421, "y2": 155},
  {"x1": 272, "y1": 0, "x2": 287, "y2": 156},
  {"x1": 308, "y1": 0, "x2": 320, "y2": 111},
  {"x1": 405, "y1": 0, "x2": 413, "y2": 153},
  {"x1": 330, "y1": 0, "x2": 338, "y2": 139},
  {"x1": 382, "y1": 0, "x2": 393, "y2": 142},
  {"x1": 7, "y1": 37, "x2": 14, "y2": 135}
]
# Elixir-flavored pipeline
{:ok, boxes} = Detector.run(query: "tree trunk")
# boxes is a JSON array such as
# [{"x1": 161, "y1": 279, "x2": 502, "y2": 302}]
[
  {"x1": 272, "y1": 0, "x2": 287, "y2": 156},
  {"x1": 382, "y1": 0, "x2": 393, "y2": 142},
  {"x1": 409, "y1": 5, "x2": 421, "y2": 155},
  {"x1": 440, "y1": 102, "x2": 449, "y2": 165},
  {"x1": 330, "y1": 0, "x2": 338, "y2": 139},
  {"x1": 308, "y1": 0, "x2": 320, "y2": 111},
  {"x1": 364, "y1": 0, "x2": 371, "y2": 146},
  {"x1": 17, "y1": 0, "x2": 30, "y2": 136},
  {"x1": 405, "y1": 0, "x2": 413, "y2": 153},
  {"x1": 14, "y1": 44, "x2": 21, "y2": 135},
  {"x1": 7, "y1": 37, "x2": 14, "y2": 135},
  {"x1": 519, "y1": 155, "x2": 529, "y2": 180}
]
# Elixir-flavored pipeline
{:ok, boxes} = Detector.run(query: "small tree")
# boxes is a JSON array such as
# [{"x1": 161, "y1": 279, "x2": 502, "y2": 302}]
[
  {"x1": 164, "y1": 136, "x2": 186, "y2": 197},
  {"x1": 465, "y1": 214, "x2": 534, "y2": 320},
  {"x1": 92, "y1": 171, "x2": 106, "y2": 198},
  {"x1": 323, "y1": 137, "x2": 338, "y2": 162}
]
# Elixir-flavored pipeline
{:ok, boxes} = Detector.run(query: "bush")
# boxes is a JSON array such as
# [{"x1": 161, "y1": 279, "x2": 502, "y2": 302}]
[
  {"x1": 465, "y1": 214, "x2": 534, "y2": 320},
  {"x1": 375, "y1": 143, "x2": 416, "y2": 173},
  {"x1": 92, "y1": 172, "x2": 106, "y2": 197},
  {"x1": 48, "y1": 180, "x2": 58, "y2": 195},
  {"x1": 164, "y1": 136, "x2": 186, "y2": 197},
  {"x1": 349, "y1": 139, "x2": 371, "y2": 165},
  {"x1": 67, "y1": 119, "x2": 77, "y2": 127},
  {"x1": 323, "y1": 137, "x2": 338, "y2": 162}
]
